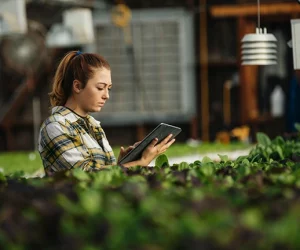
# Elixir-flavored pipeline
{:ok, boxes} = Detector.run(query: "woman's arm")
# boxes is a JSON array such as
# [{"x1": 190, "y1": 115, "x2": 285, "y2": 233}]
[{"x1": 39, "y1": 121, "x2": 113, "y2": 173}]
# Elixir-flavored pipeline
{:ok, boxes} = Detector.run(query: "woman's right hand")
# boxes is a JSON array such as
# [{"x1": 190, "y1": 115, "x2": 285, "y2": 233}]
[
  {"x1": 121, "y1": 134, "x2": 175, "y2": 168},
  {"x1": 139, "y1": 134, "x2": 175, "y2": 166}
]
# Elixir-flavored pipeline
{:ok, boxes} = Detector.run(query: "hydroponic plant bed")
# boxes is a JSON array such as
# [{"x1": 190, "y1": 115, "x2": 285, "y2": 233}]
[{"x1": 0, "y1": 133, "x2": 299, "y2": 250}]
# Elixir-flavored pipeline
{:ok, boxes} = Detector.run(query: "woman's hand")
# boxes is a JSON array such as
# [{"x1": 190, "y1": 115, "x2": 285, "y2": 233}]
[
  {"x1": 117, "y1": 141, "x2": 140, "y2": 163},
  {"x1": 139, "y1": 134, "x2": 175, "y2": 166},
  {"x1": 120, "y1": 134, "x2": 175, "y2": 168}
]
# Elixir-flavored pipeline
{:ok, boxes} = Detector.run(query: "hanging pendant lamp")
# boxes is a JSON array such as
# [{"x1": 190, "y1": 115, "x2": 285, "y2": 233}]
[{"x1": 241, "y1": 0, "x2": 277, "y2": 65}]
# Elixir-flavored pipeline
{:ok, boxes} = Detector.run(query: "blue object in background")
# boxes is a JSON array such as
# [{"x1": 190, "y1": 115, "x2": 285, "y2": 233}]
[{"x1": 287, "y1": 74, "x2": 300, "y2": 132}]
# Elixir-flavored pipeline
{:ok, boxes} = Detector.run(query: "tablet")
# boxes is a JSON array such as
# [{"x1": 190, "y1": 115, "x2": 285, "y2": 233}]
[{"x1": 118, "y1": 123, "x2": 182, "y2": 165}]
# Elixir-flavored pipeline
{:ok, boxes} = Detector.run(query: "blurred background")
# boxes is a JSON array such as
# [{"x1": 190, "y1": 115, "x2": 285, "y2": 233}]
[{"x1": 0, "y1": 0, "x2": 300, "y2": 152}]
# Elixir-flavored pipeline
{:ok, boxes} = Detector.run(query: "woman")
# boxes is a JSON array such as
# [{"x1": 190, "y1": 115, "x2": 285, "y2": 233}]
[{"x1": 38, "y1": 51, "x2": 175, "y2": 176}]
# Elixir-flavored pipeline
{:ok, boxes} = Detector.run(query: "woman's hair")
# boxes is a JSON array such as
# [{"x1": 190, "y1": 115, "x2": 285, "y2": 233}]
[{"x1": 49, "y1": 51, "x2": 110, "y2": 107}]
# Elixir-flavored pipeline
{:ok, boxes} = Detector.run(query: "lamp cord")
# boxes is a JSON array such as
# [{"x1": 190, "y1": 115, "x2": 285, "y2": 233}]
[{"x1": 257, "y1": 0, "x2": 260, "y2": 29}]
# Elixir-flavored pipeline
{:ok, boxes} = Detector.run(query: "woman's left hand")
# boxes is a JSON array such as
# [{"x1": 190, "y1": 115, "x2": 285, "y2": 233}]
[{"x1": 117, "y1": 141, "x2": 140, "y2": 163}]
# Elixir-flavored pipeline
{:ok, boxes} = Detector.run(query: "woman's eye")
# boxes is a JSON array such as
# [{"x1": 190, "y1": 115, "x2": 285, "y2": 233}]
[
  {"x1": 97, "y1": 88, "x2": 104, "y2": 91},
  {"x1": 108, "y1": 88, "x2": 112, "y2": 91}
]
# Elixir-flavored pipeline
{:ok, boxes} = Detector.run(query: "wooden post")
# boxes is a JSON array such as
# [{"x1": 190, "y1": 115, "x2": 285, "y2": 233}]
[
  {"x1": 200, "y1": 0, "x2": 209, "y2": 141},
  {"x1": 223, "y1": 80, "x2": 232, "y2": 126},
  {"x1": 238, "y1": 17, "x2": 259, "y2": 124}
]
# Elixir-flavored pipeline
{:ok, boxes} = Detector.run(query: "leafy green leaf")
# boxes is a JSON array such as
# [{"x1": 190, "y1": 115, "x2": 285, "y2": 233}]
[
  {"x1": 0, "y1": 170, "x2": 6, "y2": 182},
  {"x1": 155, "y1": 154, "x2": 169, "y2": 168},
  {"x1": 8, "y1": 170, "x2": 25, "y2": 179},
  {"x1": 274, "y1": 136, "x2": 285, "y2": 146},
  {"x1": 202, "y1": 156, "x2": 213, "y2": 164},
  {"x1": 238, "y1": 164, "x2": 251, "y2": 176},
  {"x1": 218, "y1": 154, "x2": 229, "y2": 162},
  {"x1": 276, "y1": 145, "x2": 284, "y2": 160},
  {"x1": 240, "y1": 208, "x2": 263, "y2": 230},
  {"x1": 178, "y1": 162, "x2": 190, "y2": 171},
  {"x1": 79, "y1": 189, "x2": 101, "y2": 215},
  {"x1": 256, "y1": 132, "x2": 271, "y2": 146},
  {"x1": 242, "y1": 158, "x2": 250, "y2": 165},
  {"x1": 72, "y1": 168, "x2": 91, "y2": 181},
  {"x1": 57, "y1": 194, "x2": 82, "y2": 215},
  {"x1": 200, "y1": 163, "x2": 215, "y2": 176}
]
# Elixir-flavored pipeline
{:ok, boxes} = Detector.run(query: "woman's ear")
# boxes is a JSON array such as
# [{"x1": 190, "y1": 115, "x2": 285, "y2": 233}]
[{"x1": 73, "y1": 80, "x2": 82, "y2": 94}]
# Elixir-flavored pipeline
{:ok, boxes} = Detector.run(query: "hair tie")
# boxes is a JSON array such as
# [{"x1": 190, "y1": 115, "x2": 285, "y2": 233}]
[{"x1": 76, "y1": 50, "x2": 82, "y2": 56}]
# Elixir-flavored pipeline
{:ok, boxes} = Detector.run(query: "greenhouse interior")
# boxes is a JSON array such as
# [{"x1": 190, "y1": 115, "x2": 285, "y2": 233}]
[{"x1": 0, "y1": 0, "x2": 300, "y2": 249}]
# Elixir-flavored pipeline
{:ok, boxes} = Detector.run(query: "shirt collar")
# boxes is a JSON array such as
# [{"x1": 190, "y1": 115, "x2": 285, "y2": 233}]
[{"x1": 51, "y1": 106, "x2": 101, "y2": 127}]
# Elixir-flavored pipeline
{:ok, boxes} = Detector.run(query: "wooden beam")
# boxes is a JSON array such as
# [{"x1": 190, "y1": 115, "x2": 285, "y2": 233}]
[
  {"x1": 238, "y1": 18, "x2": 259, "y2": 124},
  {"x1": 200, "y1": 0, "x2": 209, "y2": 142},
  {"x1": 211, "y1": 3, "x2": 300, "y2": 18}
]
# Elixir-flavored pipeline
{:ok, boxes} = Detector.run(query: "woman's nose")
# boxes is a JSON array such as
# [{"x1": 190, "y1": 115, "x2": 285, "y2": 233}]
[{"x1": 103, "y1": 89, "x2": 109, "y2": 99}]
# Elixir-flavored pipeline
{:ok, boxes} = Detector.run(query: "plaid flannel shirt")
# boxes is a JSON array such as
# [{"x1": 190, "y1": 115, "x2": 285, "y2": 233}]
[{"x1": 38, "y1": 106, "x2": 116, "y2": 176}]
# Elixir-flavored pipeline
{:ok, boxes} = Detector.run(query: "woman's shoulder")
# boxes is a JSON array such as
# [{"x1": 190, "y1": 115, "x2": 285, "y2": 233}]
[
  {"x1": 42, "y1": 113, "x2": 68, "y2": 127},
  {"x1": 41, "y1": 106, "x2": 77, "y2": 127},
  {"x1": 40, "y1": 113, "x2": 70, "y2": 134}
]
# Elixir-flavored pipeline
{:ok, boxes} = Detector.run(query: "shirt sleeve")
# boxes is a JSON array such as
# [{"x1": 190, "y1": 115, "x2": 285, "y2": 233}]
[{"x1": 39, "y1": 121, "x2": 109, "y2": 173}]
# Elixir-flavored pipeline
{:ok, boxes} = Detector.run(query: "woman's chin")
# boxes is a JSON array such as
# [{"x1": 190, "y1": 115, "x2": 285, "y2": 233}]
[
  {"x1": 95, "y1": 106, "x2": 102, "y2": 112},
  {"x1": 88, "y1": 106, "x2": 102, "y2": 113}
]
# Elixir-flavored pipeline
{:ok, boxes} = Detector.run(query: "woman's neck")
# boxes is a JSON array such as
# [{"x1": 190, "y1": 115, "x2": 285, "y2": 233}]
[{"x1": 64, "y1": 99, "x2": 88, "y2": 117}]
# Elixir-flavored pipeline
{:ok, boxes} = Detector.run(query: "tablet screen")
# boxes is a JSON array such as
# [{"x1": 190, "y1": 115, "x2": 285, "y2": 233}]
[{"x1": 118, "y1": 123, "x2": 182, "y2": 165}]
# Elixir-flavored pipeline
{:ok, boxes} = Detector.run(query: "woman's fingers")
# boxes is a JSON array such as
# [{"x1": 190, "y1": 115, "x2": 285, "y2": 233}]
[
  {"x1": 166, "y1": 138, "x2": 176, "y2": 147},
  {"x1": 150, "y1": 138, "x2": 159, "y2": 147},
  {"x1": 163, "y1": 134, "x2": 173, "y2": 143},
  {"x1": 156, "y1": 134, "x2": 173, "y2": 149},
  {"x1": 140, "y1": 135, "x2": 175, "y2": 166},
  {"x1": 117, "y1": 146, "x2": 125, "y2": 162},
  {"x1": 150, "y1": 135, "x2": 175, "y2": 155},
  {"x1": 158, "y1": 138, "x2": 175, "y2": 153},
  {"x1": 119, "y1": 145, "x2": 134, "y2": 158},
  {"x1": 126, "y1": 146, "x2": 134, "y2": 153},
  {"x1": 133, "y1": 141, "x2": 141, "y2": 148}
]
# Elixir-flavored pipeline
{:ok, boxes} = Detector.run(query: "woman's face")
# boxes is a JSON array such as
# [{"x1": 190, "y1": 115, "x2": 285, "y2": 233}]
[{"x1": 76, "y1": 67, "x2": 112, "y2": 115}]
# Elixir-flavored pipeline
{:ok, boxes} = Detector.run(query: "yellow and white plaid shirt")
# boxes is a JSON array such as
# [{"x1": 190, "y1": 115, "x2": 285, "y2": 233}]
[{"x1": 38, "y1": 106, "x2": 116, "y2": 176}]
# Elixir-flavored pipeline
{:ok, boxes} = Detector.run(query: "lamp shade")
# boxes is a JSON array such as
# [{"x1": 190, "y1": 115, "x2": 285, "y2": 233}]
[{"x1": 241, "y1": 28, "x2": 277, "y2": 65}]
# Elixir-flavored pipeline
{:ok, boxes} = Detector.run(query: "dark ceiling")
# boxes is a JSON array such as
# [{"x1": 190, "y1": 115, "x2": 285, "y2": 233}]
[
  {"x1": 25, "y1": 0, "x2": 298, "y2": 28},
  {"x1": 26, "y1": 0, "x2": 196, "y2": 27}
]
